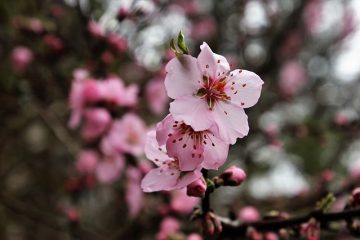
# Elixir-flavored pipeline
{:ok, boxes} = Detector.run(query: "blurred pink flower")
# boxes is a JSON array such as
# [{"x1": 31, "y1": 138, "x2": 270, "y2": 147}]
[
  {"x1": 95, "y1": 154, "x2": 124, "y2": 184},
  {"x1": 107, "y1": 34, "x2": 128, "y2": 53},
  {"x1": 278, "y1": 60, "x2": 307, "y2": 97},
  {"x1": 165, "y1": 42, "x2": 263, "y2": 144},
  {"x1": 81, "y1": 108, "x2": 111, "y2": 141},
  {"x1": 141, "y1": 130, "x2": 201, "y2": 192},
  {"x1": 238, "y1": 206, "x2": 260, "y2": 223},
  {"x1": 75, "y1": 150, "x2": 99, "y2": 174},
  {"x1": 11, "y1": 46, "x2": 33, "y2": 72},
  {"x1": 126, "y1": 167, "x2": 143, "y2": 218},
  {"x1": 304, "y1": 0, "x2": 322, "y2": 34},
  {"x1": 156, "y1": 217, "x2": 180, "y2": 240},
  {"x1": 191, "y1": 17, "x2": 217, "y2": 41},
  {"x1": 156, "y1": 114, "x2": 229, "y2": 171},
  {"x1": 28, "y1": 18, "x2": 44, "y2": 33},
  {"x1": 146, "y1": 77, "x2": 169, "y2": 115},
  {"x1": 170, "y1": 188, "x2": 199, "y2": 214},
  {"x1": 43, "y1": 34, "x2": 63, "y2": 51},
  {"x1": 99, "y1": 77, "x2": 139, "y2": 107},
  {"x1": 101, "y1": 113, "x2": 146, "y2": 156},
  {"x1": 187, "y1": 233, "x2": 203, "y2": 240},
  {"x1": 87, "y1": 21, "x2": 104, "y2": 38}
]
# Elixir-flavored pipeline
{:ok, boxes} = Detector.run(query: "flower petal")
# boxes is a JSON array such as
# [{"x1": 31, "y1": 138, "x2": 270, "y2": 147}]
[
  {"x1": 145, "y1": 130, "x2": 170, "y2": 166},
  {"x1": 197, "y1": 42, "x2": 230, "y2": 80},
  {"x1": 165, "y1": 55, "x2": 201, "y2": 99},
  {"x1": 141, "y1": 168, "x2": 179, "y2": 192},
  {"x1": 166, "y1": 131, "x2": 204, "y2": 171},
  {"x1": 226, "y1": 70, "x2": 264, "y2": 108},
  {"x1": 169, "y1": 96, "x2": 213, "y2": 131},
  {"x1": 156, "y1": 114, "x2": 175, "y2": 146},
  {"x1": 202, "y1": 128, "x2": 229, "y2": 170},
  {"x1": 212, "y1": 101, "x2": 249, "y2": 144}
]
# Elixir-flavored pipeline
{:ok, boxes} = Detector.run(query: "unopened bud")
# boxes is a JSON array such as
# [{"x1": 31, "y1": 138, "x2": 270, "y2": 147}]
[
  {"x1": 219, "y1": 166, "x2": 246, "y2": 186},
  {"x1": 187, "y1": 177, "x2": 207, "y2": 198}
]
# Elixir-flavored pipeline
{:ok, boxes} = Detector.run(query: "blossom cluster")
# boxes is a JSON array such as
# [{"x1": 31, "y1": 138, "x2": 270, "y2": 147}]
[
  {"x1": 141, "y1": 42, "x2": 263, "y2": 193},
  {"x1": 68, "y1": 69, "x2": 147, "y2": 217}
]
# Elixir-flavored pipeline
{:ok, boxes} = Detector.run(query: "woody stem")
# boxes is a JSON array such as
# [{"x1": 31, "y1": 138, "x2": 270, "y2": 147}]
[{"x1": 201, "y1": 169, "x2": 210, "y2": 214}]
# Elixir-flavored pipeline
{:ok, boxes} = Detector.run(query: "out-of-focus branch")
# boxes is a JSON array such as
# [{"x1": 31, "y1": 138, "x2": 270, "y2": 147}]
[
  {"x1": 257, "y1": 0, "x2": 308, "y2": 76},
  {"x1": 220, "y1": 207, "x2": 360, "y2": 237}
]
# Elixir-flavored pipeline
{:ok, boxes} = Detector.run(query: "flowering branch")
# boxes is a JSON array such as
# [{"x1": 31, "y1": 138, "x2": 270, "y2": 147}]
[{"x1": 220, "y1": 207, "x2": 360, "y2": 237}]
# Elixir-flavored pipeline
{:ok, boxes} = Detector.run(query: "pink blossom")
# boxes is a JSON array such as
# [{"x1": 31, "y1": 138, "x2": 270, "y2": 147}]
[
  {"x1": 265, "y1": 232, "x2": 278, "y2": 240},
  {"x1": 146, "y1": 77, "x2": 169, "y2": 115},
  {"x1": 11, "y1": 46, "x2": 33, "y2": 72},
  {"x1": 126, "y1": 167, "x2": 143, "y2": 218},
  {"x1": 141, "y1": 130, "x2": 202, "y2": 192},
  {"x1": 73, "y1": 68, "x2": 89, "y2": 81},
  {"x1": 304, "y1": 0, "x2": 322, "y2": 34},
  {"x1": 95, "y1": 154, "x2": 124, "y2": 184},
  {"x1": 81, "y1": 108, "x2": 111, "y2": 141},
  {"x1": 156, "y1": 114, "x2": 229, "y2": 171},
  {"x1": 156, "y1": 217, "x2": 180, "y2": 240},
  {"x1": 101, "y1": 113, "x2": 146, "y2": 156},
  {"x1": 99, "y1": 77, "x2": 138, "y2": 107},
  {"x1": 187, "y1": 176, "x2": 206, "y2": 198},
  {"x1": 75, "y1": 150, "x2": 99, "y2": 174},
  {"x1": 87, "y1": 21, "x2": 104, "y2": 38},
  {"x1": 165, "y1": 42, "x2": 263, "y2": 144},
  {"x1": 187, "y1": 233, "x2": 203, "y2": 240},
  {"x1": 219, "y1": 165, "x2": 247, "y2": 186},
  {"x1": 107, "y1": 34, "x2": 128, "y2": 53},
  {"x1": 28, "y1": 18, "x2": 44, "y2": 33},
  {"x1": 170, "y1": 188, "x2": 200, "y2": 214},
  {"x1": 278, "y1": 60, "x2": 307, "y2": 97},
  {"x1": 43, "y1": 34, "x2": 63, "y2": 51},
  {"x1": 238, "y1": 206, "x2": 260, "y2": 223}
]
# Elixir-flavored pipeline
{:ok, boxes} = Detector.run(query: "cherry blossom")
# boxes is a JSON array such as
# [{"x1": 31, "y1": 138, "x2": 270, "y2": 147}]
[
  {"x1": 156, "y1": 114, "x2": 229, "y2": 171},
  {"x1": 141, "y1": 130, "x2": 201, "y2": 192},
  {"x1": 95, "y1": 154, "x2": 124, "y2": 184},
  {"x1": 101, "y1": 113, "x2": 146, "y2": 157},
  {"x1": 126, "y1": 167, "x2": 143, "y2": 218},
  {"x1": 165, "y1": 42, "x2": 263, "y2": 144}
]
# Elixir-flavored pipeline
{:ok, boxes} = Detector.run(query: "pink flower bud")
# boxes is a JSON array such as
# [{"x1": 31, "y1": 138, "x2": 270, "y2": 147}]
[
  {"x1": 219, "y1": 166, "x2": 246, "y2": 186},
  {"x1": 159, "y1": 217, "x2": 180, "y2": 236},
  {"x1": 187, "y1": 177, "x2": 206, "y2": 198},
  {"x1": 265, "y1": 232, "x2": 278, "y2": 240},
  {"x1": 75, "y1": 150, "x2": 99, "y2": 174},
  {"x1": 352, "y1": 187, "x2": 360, "y2": 204},
  {"x1": 82, "y1": 80, "x2": 102, "y2": 103},
  {"x1": 238, "y1": 206, "x2": 260, "y2": 223},
  {"x1": 11, "y1": 46, "x2": 33, "y2": 72},
  {"x1": 187, "y1": 233, "x2": 202, "y2": 240}
]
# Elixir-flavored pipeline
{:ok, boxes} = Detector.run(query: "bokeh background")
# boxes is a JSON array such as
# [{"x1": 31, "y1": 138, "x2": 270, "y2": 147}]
[{"x1": 0, "y1": 0, "x2": 360, "y2": 239}]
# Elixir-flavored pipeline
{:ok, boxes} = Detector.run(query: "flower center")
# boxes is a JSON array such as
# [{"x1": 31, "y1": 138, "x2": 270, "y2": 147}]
[{"x1": 196, "y1": 75, "x2": 230, "y2": 110}]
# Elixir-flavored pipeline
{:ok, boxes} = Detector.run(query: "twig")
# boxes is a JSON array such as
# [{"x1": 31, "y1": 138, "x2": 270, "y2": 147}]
[{"x1": 220, "y1": 208, "x2": 360, "y2": 237}]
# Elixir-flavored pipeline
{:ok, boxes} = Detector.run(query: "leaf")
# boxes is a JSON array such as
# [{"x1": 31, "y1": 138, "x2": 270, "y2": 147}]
[{"x1": 177, "y1": 31, "x2": 189, "y2": 54}]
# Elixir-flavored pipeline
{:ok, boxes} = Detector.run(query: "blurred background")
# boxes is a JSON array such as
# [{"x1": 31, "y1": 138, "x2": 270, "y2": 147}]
[{"x1": 0, "y1": 0, "x2": 360, "y2": 239}]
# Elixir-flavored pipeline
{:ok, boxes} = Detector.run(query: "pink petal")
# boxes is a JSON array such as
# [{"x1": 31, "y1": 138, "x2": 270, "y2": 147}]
[
  {"x1": 202, "y1": 128, "x2": 229, "y2": 170},
  {"x1": 126, "y1": 167, "x2": 143, "y2": 218},
  {"x1": 141, "y1": 168, "x2": 179, "y2": 192},
  {"x1": 145, "y1": 130, "x2": 171, "y2": 166},
  {"x1": 165, "y1": 55, "x2": 201, "y2": 99},
  {"x1": 169, "y1": 96, "x2": 213, "y2": 131},
  {"x1": 226, "y1": 70, "x2": 263, "y2": 108},
  {"x1": 197, "y1": 42, "x2": 230, "y2": 80},
  {"x1": 212, "y1": 102, "x2": 249, "y2": 144},
  {"x1": 95, "y1": 155, "x2": 124, "y2": 184},
  {"x1": 166, "y1": 130, "x2": 204, "y2": 171},
  {"x1": 175, "y1": 168, "x2": 202, "y2": 189},
  {"x1": 156, "y1": 114, "x2": 175, "y2": 146}
]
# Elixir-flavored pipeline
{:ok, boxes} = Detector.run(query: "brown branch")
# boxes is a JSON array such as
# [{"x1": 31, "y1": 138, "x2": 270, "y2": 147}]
[{"x1": 220, "y1": 208, "x2": 360, "y2": 237}]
